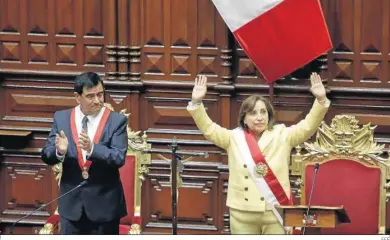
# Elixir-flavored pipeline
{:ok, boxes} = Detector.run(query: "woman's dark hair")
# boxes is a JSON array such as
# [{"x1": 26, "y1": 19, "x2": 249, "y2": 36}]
[{"x1": 237, "y1": 95, "x2": 275, "y2": 131}]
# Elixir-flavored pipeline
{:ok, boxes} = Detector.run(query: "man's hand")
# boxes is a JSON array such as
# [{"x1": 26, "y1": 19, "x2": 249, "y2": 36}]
[
  {"x1": 310, "y1": 72, "x2": 327, "y2": 101},
  {"x1": 55, "y1": 130, "x2": 68, "y2": 155},
  {"x1": 192, "y1": 75, "x2": 208, "y2": 103},
  {"x1": 79, "y1": 129, "x2": 92, "y2": 153}
]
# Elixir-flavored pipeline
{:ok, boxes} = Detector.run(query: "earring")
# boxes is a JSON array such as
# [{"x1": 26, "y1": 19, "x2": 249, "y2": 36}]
[{"x1": 244, "y1": 123, "x2": 248, "y2": 129}]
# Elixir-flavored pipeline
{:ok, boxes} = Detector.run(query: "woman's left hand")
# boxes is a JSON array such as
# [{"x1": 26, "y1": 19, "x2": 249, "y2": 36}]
[{"x1": 310, "y1": 72, "x2": 326, "y2": 101}]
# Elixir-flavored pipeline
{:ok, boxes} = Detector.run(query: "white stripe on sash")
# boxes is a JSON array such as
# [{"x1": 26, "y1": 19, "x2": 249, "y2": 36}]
[{"x1": 232, "y1": 128, "x2": 287, "y2": 229}]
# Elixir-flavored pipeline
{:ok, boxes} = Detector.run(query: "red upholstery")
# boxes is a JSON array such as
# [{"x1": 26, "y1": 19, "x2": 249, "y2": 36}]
[
  {"x1": 119, "y1": 155, "x2": 137, "y2": 234},
  {"x1": 119, "y1": 225, "x2": 131, "y2": 234},
  {"x1": 304, "y1": 159, "x2": 381, "y2": 234},
  {"x1": 40, "y1": 155, "x2": 138, "y2": 234},
  {"x1": 46, "y1": 214, "x2": 60, "y2": 225},
  {"x1": 119, "y1": 155, "x2": 135, "y2": 225}
]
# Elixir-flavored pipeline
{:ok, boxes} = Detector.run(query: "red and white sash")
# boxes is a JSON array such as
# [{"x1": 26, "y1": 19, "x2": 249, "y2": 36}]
[
  {"x1": 233, "y1": 128, "x2": 292, "y2": 228},
  {"x1": 70, "y1": 107, "x2": 111, "y2": 177}
]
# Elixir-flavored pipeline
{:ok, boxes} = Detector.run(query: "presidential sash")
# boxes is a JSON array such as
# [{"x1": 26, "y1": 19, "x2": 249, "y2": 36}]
[{"x1": 233, "y1": 128, "x2": 292, "y2": 228}]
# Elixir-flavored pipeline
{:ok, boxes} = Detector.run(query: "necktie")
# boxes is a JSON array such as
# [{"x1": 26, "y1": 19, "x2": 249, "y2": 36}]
[
  {"x1": 82, "y1": 116, "x2": 88, "y2": 134},
  {"x1": 81, "y1": 116, "x2": 89, "y2": 178}
]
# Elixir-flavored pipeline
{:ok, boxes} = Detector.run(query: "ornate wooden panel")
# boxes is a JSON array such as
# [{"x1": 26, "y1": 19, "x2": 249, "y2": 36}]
[
  {"x1": 0, "y1": 152, "x2": 56, "y2": 231},
  {"x1": 325, "y1": 0, "x2": 390, "y2": 88},
  {"x1": 319, "y1": 0, "x2": 390, "y2": 148},
  {"x1": 127, "y1": 0, "x2": 230, "y2": 83},
  {"x1": 0, "y1": 0, "x2": 116, "y2": 73},
  {"x1": 142, "y1": 161, "x2": 221, "y2": 234},
  {"x1": 1, "y1": 0, "x2": 390, "y2": 234},
  {"x1": 234, "y1": 38, "x2": 267, "y2": 85},
  {"x1": 141, "y1": 91, "x2": 218, "y2": 131},
  {"x1": 0, "y1": 75, "x2": 75, "y2": 129}
]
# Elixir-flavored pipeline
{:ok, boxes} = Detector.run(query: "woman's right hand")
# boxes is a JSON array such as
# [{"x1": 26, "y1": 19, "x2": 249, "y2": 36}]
[{"x1": 192, "y1": 75, "x2": 207, "y2": 103}]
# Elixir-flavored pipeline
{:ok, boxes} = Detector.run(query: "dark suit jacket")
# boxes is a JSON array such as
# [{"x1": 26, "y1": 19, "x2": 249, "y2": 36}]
[{"x1": 41, "y1": 107, "x2": 128, "y2": 222}]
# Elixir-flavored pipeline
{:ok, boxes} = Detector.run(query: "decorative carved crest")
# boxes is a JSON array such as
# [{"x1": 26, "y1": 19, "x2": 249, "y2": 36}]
[
  {"x1": 302, "y1": 115, "x2": 388, "y2": 165},
  {"x1": 53, "y1": 162, "x2": 63, "y2": 184},
  {"x1": 104, "y1": 103, "x2": 151, "y2": 162}
]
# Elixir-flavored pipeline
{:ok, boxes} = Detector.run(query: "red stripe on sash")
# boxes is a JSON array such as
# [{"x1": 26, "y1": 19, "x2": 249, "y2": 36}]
[{"x1": 244, "y1": 130, "x2": 292, "y2": 205}]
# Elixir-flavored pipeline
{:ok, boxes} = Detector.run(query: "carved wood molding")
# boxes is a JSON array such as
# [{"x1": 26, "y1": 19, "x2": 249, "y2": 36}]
[{"x1": 105, "y1": 44, "x2": 142, "y2": 82}]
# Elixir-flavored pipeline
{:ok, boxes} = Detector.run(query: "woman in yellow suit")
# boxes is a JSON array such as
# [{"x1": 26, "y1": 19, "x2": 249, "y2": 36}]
[{"x1": 187, "y1": 74, "x2": 330, "y2": 234}]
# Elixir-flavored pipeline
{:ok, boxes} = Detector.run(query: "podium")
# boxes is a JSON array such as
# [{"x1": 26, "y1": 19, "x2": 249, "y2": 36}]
[{"x1": 276, "y1": 205, "x2": 351, "y2": 234}]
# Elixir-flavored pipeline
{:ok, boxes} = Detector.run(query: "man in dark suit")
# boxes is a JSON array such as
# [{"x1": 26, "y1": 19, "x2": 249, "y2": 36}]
[{"x1": 41, "y1": 72, "x2": 128, "y2": 234}]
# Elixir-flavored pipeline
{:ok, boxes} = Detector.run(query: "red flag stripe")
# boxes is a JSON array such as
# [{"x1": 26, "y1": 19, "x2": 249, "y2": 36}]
[{"x1": 222, "y1": 0, "x2": 332, "y2": 82}]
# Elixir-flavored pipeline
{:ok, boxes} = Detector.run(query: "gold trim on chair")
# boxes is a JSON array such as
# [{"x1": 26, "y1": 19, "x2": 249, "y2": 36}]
[
  {"x1": 38, "y1": 223, "x2": 55, "y2": 235},
  {"x1": 125, "y1": 122, "x2": 151, "y2": 235},
  {"x1": 107, "y1": 103, "x2": 152, "y2": 234},
  {"x1": 291, "y1": 115, "x2": 390, "y2": 234}
]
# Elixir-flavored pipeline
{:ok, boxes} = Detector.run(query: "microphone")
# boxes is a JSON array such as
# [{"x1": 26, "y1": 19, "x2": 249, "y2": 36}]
[
  {"x1": 302, "y1": 163, "x2": 320, "y2": 235},
  {"x1": 10, "y1": 180, "x2": 87, "y2": 234}
]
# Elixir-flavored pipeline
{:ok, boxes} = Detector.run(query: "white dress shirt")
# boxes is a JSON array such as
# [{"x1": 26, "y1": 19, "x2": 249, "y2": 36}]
[{"x1": 57, "y1": 105, "x2": 106, "y2": 162}]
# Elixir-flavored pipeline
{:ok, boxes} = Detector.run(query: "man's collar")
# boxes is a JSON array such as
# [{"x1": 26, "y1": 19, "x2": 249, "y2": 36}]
[{"x1": 77, "y1": 105, "x2": 104, "y2": 120}]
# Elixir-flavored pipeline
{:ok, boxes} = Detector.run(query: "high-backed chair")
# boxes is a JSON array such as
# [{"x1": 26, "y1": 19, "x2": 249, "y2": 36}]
[
  {"x1": 291, "y1": 115, "x2": 390, "y2": 234},
  {"x1": 38, "y1": 104, "x2": 151, "y2": 234}
]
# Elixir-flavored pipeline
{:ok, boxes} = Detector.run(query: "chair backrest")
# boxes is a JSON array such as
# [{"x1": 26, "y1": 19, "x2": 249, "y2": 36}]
[
  {"x1": 105, "y1": 103, "x2": 152, "y2": 228},
  {"x1": 291, "y1": 115, "x2": 389, "y2": 234},
  {"x1": 304, "y1": 159, "x2": 381, "y2": 234},
  {"x1": 119, "y1": 155, "x2": 136, "y2": 225}
]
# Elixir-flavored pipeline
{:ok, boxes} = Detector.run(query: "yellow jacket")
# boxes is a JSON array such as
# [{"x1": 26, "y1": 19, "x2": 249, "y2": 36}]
[{"x1": 187, "y1": 99, "x2": 329, "y2": 212}]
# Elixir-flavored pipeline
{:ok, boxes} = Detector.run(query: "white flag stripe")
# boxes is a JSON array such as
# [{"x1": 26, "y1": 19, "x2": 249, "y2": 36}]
[{"x1": 211, "y1": 0, "x2": 283, "y2": 31}]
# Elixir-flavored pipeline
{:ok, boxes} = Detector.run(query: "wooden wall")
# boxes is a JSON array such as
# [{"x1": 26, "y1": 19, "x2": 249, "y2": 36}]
[{"x1": 0, "y1": 0, "x2": 390, "y2": 234}]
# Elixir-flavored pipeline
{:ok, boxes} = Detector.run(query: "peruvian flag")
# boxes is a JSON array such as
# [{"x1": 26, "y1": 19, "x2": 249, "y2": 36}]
[{"x1": 211, "y1": 0, "x2": 333, "y2": 83}]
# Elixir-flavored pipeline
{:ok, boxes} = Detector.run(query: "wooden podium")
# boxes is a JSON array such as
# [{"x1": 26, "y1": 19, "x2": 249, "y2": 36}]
[{"x1": 275, "y1": 205, "x2": 351, "y2": 234}]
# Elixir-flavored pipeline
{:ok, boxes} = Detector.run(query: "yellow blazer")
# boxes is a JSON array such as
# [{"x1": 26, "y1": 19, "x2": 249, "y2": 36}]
[{"x1": 187, "y1": 99, "x2": 329, "y2": 212}]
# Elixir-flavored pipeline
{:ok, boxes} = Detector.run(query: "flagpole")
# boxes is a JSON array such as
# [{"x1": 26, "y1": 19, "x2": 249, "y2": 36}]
[{"x1": 269, "y1": 82, "x2": 274, "y2": 104}]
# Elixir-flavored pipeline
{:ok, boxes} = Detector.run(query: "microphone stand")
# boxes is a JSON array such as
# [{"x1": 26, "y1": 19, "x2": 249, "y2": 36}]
[
  {"x1": 142, "y1": 138, "x2": 208, "y2": 235},
  {"x1": 170, "y1": 140, "x2": 179, "y2": 235},
  {"x1": 302, "y1": 163, "x2": 320, "y2": 235},
  {"x1": 10, "y1": 180, "x2": 87, "y2": 234}
]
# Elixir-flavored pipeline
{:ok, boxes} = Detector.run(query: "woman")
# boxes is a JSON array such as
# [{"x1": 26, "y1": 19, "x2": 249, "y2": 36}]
[{"x1": 187, "y1": 74, "x2": 330, "y2": 234}]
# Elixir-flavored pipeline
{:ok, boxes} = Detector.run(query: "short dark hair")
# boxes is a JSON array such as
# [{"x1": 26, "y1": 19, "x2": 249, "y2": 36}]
[
  {"x1": 238, "y1": 95, "x2": 275, "y2": 131},
  {"x1": 74, "y1": 72, "x2": 104, "y2": 95}
]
